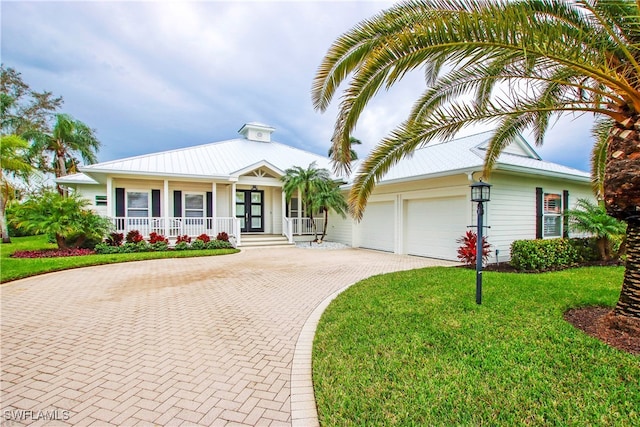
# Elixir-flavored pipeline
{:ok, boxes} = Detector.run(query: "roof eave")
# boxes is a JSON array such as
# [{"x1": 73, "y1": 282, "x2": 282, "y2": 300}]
[
  {"x1": 494, "y1": 163, "x2": 591, "y2": 182},
  {"x1": 79, "y1": 168, "x2": 234, "y2": 183}
]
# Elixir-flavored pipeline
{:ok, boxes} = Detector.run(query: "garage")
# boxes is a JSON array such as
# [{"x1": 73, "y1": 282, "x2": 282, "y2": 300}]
[
  {"x1": 358, "y1": 201, "x2": 395, "y2": 252},
  {"x1": 405, "y1": 197, "x2": 467, "y2": 260}
]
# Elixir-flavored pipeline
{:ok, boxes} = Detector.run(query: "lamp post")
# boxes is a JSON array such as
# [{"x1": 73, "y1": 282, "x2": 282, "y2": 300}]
[{"x1": 470, "y1": 180, "x2": 491, "y2": 304}]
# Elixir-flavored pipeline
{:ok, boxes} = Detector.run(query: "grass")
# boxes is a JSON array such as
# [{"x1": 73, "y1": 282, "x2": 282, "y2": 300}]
[
  {"x1": 0, "y1": 235, "x2": 239, "y2": 283},
  {"x1": 313, "y1": 266, "x2": 638, "y2": 426}
]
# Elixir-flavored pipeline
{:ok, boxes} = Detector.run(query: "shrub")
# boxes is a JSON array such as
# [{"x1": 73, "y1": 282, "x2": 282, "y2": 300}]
[
  {"x1": 510, "y1": 238, "x2": 579, "y2": 271},
  {"x1": 190, "y1": 240, "x2": 206, "y2": 250},
  {"x1": 174, "y1": 241, "x2": 190, "y2": 251},
  {"x1": 126, "y1": 230, "x2": 144, "y2": 243},
  {"x1": 456, "y1": 230, "x2": 490, "y2": 266},
  {"x1": 149, "y1": 241, "x2": 168, "y2": 252},
  {"x1": 148, "y1": 232, "x2": 168, "y2": 244},
  {"x1": 106, "y1": 232, "x2": 124, "y2": 247},
  {"x1": 176, "y1": 234, "x2": 191, "y2": 244},
  {"x1": 216, "y1": 232, "x2": 229, "y2": 242},
  {"x1": 206, "y1": 239, "x2": 233, "y2": 249},
  {"x1": 568, "y1": 238, "x2": 600, "y2": 263},
  {"x1": 196, "y1": 233, "x2": 211, "y2": 243},
  {"x1": 94, "y1": 242, "x2": 121, "y2": 254}
]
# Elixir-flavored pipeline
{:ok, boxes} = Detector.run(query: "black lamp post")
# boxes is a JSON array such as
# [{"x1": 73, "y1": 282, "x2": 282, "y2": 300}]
[{"x1": 470, "y1": 180, "x2": 491, "y2": 304}]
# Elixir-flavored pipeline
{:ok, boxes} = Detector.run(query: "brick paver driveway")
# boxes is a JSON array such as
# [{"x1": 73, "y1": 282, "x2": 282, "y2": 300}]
[{"x1": 1, "y1": 247, "x2": 455, "y2": 426}]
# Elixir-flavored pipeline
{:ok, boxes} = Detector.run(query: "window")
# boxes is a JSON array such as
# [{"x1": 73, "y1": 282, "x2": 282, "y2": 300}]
[
  {"x1": 184, "y1": 193, "x2": 204, "y2": 218},
  {"x1": 543, "y1": 193, "x2": 562, "y2": 237},
  {"x1": 127, "y1": 191, "x2": 149, "y2": 217},
  {"x1": 95, "y1": 195, "x2": 107, "y2": 206}
]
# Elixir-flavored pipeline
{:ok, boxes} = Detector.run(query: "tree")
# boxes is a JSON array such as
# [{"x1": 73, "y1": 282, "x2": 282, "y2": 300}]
[
  {"x1": 1, "y1": 65, "x2": 62, "y2": 137},
  {"x1": 0, "y1": 135, "x2": 33, "y2": 243},
  {"x1": 327, "y1": 136, "x2": 362, "y2": 162},
  {"x1": 9, "y1": 189, "x2": 112, "y2": 249},
  {"x1": 567, "y1": 198, "x2": 627, "y2": 261},
  {"x1": 281, "y1": 162, "x2": 332, "y2": 240},
  {"x1": 30, "y1": 113, "x2": 101, "y2": 194},
  {"x1": 311, "y1": 179, "x2": 348, "y2": 242},
  {"x1": 312, "y1": 0, "x2": 640, "y2": 321}
]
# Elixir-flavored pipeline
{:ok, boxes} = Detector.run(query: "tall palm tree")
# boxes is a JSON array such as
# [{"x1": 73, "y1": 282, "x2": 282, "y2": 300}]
[
  {"x1": 30, "y1": 113, "x2": 100, "y2": 194},
  {"x1": 312, "y1": 0, "x2": 640, "y2": 320},
  {"x1": 312, "y1": 179, "x2": 349, "y2": 242},
  {"x1": 281, "y1": 162, "x2": 331, "y2": 240},
  {"x1": 0, "y1": 134, "x2": 33, "y2": 243},
  {"x1": 327, "y1": 136, "x2": 362, "y2": 162}
]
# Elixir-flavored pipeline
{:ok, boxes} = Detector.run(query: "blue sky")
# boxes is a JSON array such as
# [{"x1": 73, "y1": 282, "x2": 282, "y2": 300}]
[{"x1": 2, "y1": 0, "x2": 595, "y2": 172}]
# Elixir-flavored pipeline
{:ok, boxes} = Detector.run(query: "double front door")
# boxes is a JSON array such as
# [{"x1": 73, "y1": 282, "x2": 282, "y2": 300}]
[{"x1": 235, "y1": 190, "x2": 264, "y2": 232}]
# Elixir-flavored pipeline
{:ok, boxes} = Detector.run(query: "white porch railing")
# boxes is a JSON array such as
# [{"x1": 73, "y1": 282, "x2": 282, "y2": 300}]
[
  {"x1": 282, "y1": 217, "x2": 324, "y2": 242},
  {"x1": 109, "y1": 217, "x2": 240, "y2": 242}
]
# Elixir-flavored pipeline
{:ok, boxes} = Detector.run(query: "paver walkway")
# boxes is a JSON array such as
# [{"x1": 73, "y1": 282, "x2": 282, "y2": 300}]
[{"x1": 1, "y1": 247, "x2": 455, "y2": 426}]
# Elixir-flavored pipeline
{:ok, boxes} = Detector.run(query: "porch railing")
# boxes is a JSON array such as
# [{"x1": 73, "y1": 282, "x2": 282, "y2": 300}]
[
  {"x1": 109, "y1": 217, "x2": 240, "y2": 242},
  {"x1": 282, "y1": 217, "x2": 324, "y2": 241}
]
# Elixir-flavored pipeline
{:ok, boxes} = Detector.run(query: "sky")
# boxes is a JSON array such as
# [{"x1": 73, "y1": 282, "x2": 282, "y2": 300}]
[{"x1": 2, "y1": 0, "x2": 596, "y2": 172}]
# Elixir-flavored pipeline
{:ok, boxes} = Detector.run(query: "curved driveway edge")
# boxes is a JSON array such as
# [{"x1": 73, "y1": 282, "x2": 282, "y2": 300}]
[{"x1": 1, "y1": 247, "x2": 456, "y2": 426}]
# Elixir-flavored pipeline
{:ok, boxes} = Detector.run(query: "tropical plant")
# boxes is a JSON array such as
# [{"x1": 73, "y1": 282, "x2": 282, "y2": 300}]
[
  {"x1": 311, "y1": 179, "x2": 348, "y2": 242},
  {"x1": 327, "y1": 136, "x2": 362, "y2": 162},
  {"x1": 216, "y1": 232, "x2": 229, "y2": 242},
  {"x1": 282, "y1": 162, "x2": 332, "y2": 240},
  {"x1": 456, "y1": 230, "x2": 491, "y2": 266},
  {"x1": 29, "y1": 113, "x2": 100, "y2": 194},
  {"x1": 8, "y1": 190, "x2": 111, "y2": 249},
  {"x1": 196, "y1": 233, "x2": 211, "y2": 243},
  {"x1": 312, "y1": 0, "x2": 640, "y2": 320},
  {"x1": 125, "y1": 230, "x2": 144, "y2": 244},
  {"x1": 567, "y1": 198, "x2": 627, "y2": 261},
  {"x1": 0, "y1": 134, "x2": 33, "y2": 243}
]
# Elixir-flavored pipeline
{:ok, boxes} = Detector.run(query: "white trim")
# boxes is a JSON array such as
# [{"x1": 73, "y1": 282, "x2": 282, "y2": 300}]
[{"x1": 125, "y1": 189, "x2": 151, "y2": 218}]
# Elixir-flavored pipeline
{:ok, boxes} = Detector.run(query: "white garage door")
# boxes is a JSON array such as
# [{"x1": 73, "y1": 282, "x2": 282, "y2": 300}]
[
  {"x1": 359, "y1": 201, "x2": 395, "y2": 252},
  {"x1": 405, "y1": 197, "x2": 467, "y2": 260}
]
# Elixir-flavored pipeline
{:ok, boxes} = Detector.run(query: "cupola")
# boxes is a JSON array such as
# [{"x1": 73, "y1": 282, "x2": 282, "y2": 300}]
[{"x1": 238, "y1": 122, "x2": 275, "y2": 142}]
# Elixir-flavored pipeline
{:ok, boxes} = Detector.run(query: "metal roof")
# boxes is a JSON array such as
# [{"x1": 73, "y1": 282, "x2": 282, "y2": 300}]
[{"x1": 65, "y1": 126, "x2": 589, "y2": 186}]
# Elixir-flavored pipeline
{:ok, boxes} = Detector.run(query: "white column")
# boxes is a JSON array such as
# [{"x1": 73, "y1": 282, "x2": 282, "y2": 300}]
[
  {"x1": 211, "y1": 182, "x2": 217, "y2": 234},
  {"x1": 163, "y1": 179, "x2": 170, "y2": 237},
  {"x1": 395, "y1": 194, "x2": 404, "y2": 254},
  {"x1": 106, "y1": 176, "x2": 113, "y2": 217}
]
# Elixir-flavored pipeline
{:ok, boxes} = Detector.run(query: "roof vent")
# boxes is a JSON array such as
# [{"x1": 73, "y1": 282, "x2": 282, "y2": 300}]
[{"x1": 238, "y1": 122, "x2": 275, "y2": 142}]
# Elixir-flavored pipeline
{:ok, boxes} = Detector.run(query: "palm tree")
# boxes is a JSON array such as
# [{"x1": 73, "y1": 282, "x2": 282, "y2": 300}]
[
  {"x1": 0, "y1": 134, "x2": 33, "y2": 243},
  {"x1": 327, "y1": 136, "x2": 362, "y2": 162},
  {"x1": 312, "y1": 179, "x2": 348, "y2": 242},
  {"x1": 281, "y1": 162, "x2": 331, "y2": 240},
  {"x1": 567, "y1": 198, "x2": 627, "y2": 261},
  {"x1": 312, "y1": 0, "x2": 640, "y2": 320},
  {"x1": 30, "y1": 113, "x2": 100, "y2": 194}
]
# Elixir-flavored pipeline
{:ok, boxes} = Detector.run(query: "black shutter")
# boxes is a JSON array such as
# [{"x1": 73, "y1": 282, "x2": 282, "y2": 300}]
[
  {"x1": 115, "y1": 188, "x2": 125, "y2": 217},
  {"x1": 174, "y1": 191, "x2": 182, "y2": 217},
  {"x1": 151, "y1": 190, "x2": 161, "y2": 218},
  {"x1": 563, "y1": 190, "x2": 569, "y2": 238},
  {"x1": 206, "y1": 191, "x2": 213, "y2": 229},
  {"x1": 535, "y1": 187, "x2": 543, "y2": 239}
]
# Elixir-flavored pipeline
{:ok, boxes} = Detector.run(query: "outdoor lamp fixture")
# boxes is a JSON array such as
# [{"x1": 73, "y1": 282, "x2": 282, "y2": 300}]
[
  {"x1": 251, "y1": 185, "x2": 258, "y2": 191},
  {"x1": 470, "y1": 180, "x2": 491, "y2": 304}
]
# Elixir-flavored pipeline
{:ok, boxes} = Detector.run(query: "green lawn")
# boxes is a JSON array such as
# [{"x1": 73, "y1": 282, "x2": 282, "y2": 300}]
[
  {"x1": 0, "y1": 235, "x2": 239, "y2": 283},
  {"x1": 313, "y1": 266, "x2": 638, "y2": 426}
]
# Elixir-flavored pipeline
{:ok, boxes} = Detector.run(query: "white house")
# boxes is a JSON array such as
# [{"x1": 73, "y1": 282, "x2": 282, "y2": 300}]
[{"x1": 58, "y1": 122, "x2": 594, "y2": 261}]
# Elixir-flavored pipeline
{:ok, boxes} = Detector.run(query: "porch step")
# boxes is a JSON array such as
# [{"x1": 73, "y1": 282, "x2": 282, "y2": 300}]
[{"x1": 240, "y1": 234, "x2": 294, "y2": 248}]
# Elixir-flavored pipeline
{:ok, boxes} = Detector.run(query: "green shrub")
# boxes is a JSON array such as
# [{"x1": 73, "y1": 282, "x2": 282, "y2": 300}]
[
  {"x1": 206, "y1": 239, "x2": 233, "y2": 249},
  {"x1": 510, "y1": 238, "x2": 579, "y2": 271},
  {"x1": 94, "y1": 242, "x2": 120, "y2": 254},
  {"x1": 149, "y1": 241, "x2": 168, "y2": 252},
  {"x1": 190, "y1": 240, "x2": 206, "y2": 250},
  {"x1": 568, "y1": 238, "x2": 600, "y2": 262},
  {"x1": 174, "y1": 241, "x2": 190, "y2": 251}
]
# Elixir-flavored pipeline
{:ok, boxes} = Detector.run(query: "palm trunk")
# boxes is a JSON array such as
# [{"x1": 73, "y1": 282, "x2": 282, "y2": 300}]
[
  {"x1": 614, "y1": 219, "x2": 640, "y2": 318},
  {"x1": 320, "y1": 209, "x2": 329, "y2": 241},
  {"x1": 604, "y1": 115, "x2": 640, "y2": 319}
]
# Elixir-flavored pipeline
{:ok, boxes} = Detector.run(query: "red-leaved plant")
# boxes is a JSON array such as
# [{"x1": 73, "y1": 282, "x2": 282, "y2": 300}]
[
  {"x1": 457, "y1": 230, "x2": 491, "y2": 266},
  {"x1": 196, "y1": 234, "x2": 211, "y2": 243},
  {"x1": 126, "y1": 230, "x2": 144, "y2": 243},
  {"x1": 11, "y1": 248, "x2": 95, "y2": 258},
  {"x1": 216, "y1": 232, "x2": 229, "y2": 242},
  {"x1": 148, "y1": 232, "x2": 168, "y2": 244},
  {"x1": 105, "y1": 232, "x2": 124, "y2": 247},
  {"x1": 176, "y1": 234, "x2": 191, "y2": 244}
]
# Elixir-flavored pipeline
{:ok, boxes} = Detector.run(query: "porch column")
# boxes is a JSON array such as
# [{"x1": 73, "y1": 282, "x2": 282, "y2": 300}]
[
  {"x1": 211, "y1": 182, "x2": 217, "y2": 234},
  {"x1": 106, "y1": 176, "x2": 113, "y2": 217},
  {"x1": 163, "y1": 179, "x2": 170, "y2": 237},
  {"x1": 394, "y1": 194, "x2": 404, "y2": 255}
]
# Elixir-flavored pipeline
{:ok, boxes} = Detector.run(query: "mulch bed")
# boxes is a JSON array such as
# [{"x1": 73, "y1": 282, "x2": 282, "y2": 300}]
[{"x1": 564, "y1": 307, "x2": 640, "y2": 356}]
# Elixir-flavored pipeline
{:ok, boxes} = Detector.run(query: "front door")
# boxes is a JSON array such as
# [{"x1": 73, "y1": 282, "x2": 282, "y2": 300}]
[{"x1": 236, "y1": 190, "x2": 264, "y2": 232}]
